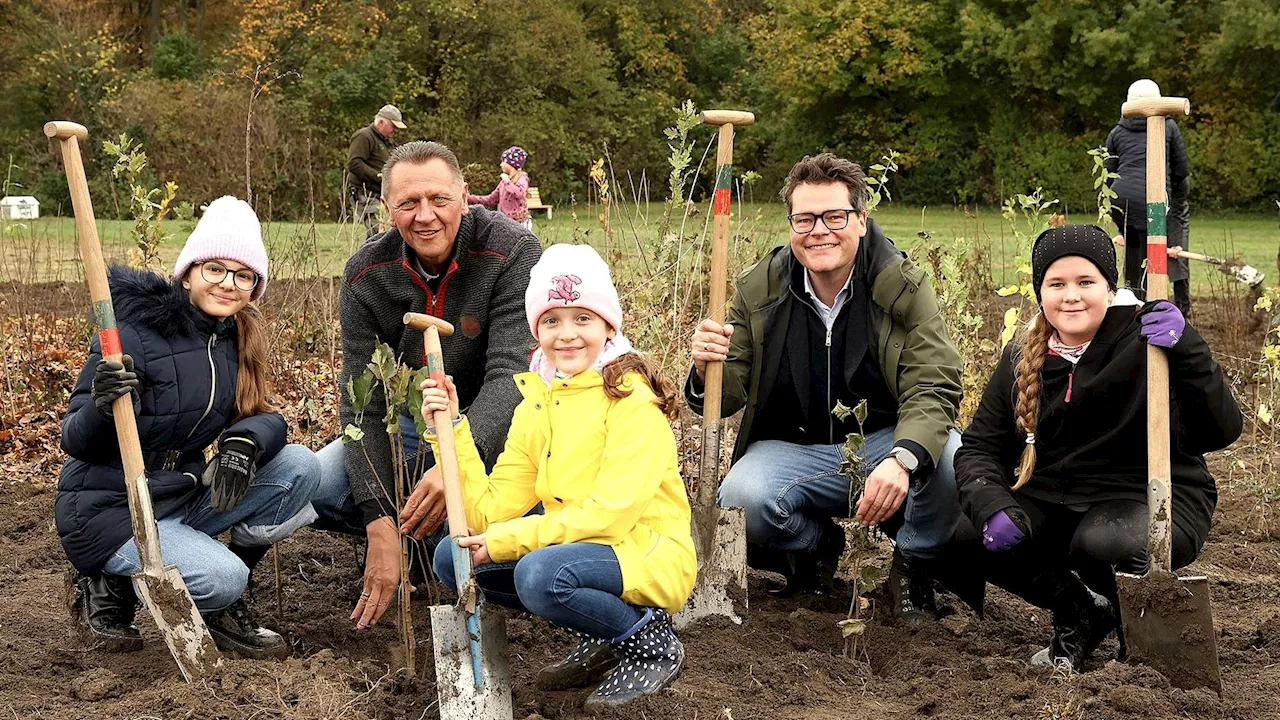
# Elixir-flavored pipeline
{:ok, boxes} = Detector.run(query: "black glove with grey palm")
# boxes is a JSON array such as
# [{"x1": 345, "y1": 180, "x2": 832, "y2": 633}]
[
  {"x1": 91, "y1": 355, "x2": 140, "y2": 418},
  {"x1": 202, "y1": 433, "x2": 260, "y2": 513}
]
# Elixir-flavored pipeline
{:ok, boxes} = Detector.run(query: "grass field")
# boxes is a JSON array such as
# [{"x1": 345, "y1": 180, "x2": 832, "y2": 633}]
[{"x1": 3, "y1": 202, "x2": 1277, "y2": 293}]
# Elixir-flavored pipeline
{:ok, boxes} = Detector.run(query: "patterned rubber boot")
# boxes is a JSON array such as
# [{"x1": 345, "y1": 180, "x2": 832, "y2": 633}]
[
  {"x1": 535, "y1": 632, "x2": 619, "y2": 690},
  {"x1": 582, "y1": 609, "x2": 684, "y2": 710}
]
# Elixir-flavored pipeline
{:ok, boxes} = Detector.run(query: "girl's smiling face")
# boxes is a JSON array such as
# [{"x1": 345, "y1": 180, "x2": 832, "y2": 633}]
[
  {"x1": 536, "y1": 307, "x2": 614, "y2": 376},
  {"x1": 1040, "y1": 255, "x2": 1112, "y2": 345}
]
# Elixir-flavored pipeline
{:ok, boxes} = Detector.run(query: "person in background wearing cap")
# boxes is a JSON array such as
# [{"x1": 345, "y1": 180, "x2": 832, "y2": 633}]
[
  {"x1": 955, "y1": 224, "x2": 1241, "y2": 672},
  {"x1": 1105, "y1": 79, "x2": 1192, "y2": 316},
  {"x1": 421, "y1": 243, "x2": 694, "y2": 709},
  {"x1": 468, "y1": 146, "x2": 533, "y2": 230},
  {"x1": 311, "y1": 141, "x2": 542, "y2": 632},
  {"x1": 687, "y1": 153, "x2": 968, "y2": 624},
  {"x1": 57, "y1": 196, "x2": 322, "y2": 659},
  {"x1": 346, "y1": 104, "x2": 406, "y2": 238}
]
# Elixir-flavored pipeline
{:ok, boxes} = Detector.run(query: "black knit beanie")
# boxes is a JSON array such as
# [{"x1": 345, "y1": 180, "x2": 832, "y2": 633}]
[{"x1": 1030, "y1": 224, "x2": 1119, "y2": 302}]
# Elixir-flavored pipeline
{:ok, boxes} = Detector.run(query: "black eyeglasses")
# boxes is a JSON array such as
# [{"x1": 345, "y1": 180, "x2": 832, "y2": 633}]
[
  {"x1": 198, "y1": 262, "x2": 259, "y2": 292},
  {"x1": 788, "y1": 208, "x2": 857, "y2": 234}
]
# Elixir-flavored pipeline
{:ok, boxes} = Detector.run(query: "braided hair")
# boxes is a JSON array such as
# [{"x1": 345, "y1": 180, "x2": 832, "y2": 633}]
[{"x1": 1012, "y1": 310, "x2": 1053, "y2": 490}]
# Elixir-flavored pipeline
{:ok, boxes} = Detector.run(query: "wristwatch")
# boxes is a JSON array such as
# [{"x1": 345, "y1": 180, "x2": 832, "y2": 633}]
[{"x1": 889, "y1": 446, "x2": 919, "y2": 475}]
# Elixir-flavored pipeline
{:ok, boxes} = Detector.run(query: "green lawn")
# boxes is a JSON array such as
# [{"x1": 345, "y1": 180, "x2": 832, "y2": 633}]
[{"x1": 3, "y1": 203, "x2": 1277, "y2": 294}]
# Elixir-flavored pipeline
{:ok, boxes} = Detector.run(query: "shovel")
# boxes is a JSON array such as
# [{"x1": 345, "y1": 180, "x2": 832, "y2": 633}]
[
  {"x1": 678, "y1": 110, "x2": 753, "y2": 629},
  {"x1": 1112, "y1": 236, "x2": 1265, "y2": 288},
  {"x1": 44, "y1": 121, "x2": 220, "y2": 682},
  {"x1": 403, "y1": 313, "x2": 513, "y2": 719},
  {"x1": 1111, "y1": 95, "x2": 1223, "y2": 694}
]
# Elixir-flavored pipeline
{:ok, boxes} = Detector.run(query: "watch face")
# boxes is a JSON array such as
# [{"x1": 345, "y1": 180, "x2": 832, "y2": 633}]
[{"x1": 893, "y1": 449, "x2": 917, "y2": 471}]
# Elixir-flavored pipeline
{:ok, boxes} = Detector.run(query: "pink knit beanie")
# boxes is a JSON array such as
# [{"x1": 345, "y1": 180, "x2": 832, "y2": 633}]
[
  {"x1": 173, "y1": 196, "x2": 269, "y2": 300},
  {"x1": 525, "y1": 244, "x2": 622, "y2": 336}
]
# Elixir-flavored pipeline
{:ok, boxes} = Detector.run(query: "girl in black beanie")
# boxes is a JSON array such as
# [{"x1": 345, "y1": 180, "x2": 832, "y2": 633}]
[{"x1": 955, "y1": 224, "x2": 1241, "y2": 671}]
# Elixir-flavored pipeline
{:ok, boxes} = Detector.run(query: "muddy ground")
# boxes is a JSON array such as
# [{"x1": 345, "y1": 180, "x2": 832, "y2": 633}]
[{"x1": 0, "y1": 281, "x2": 1277, "y2": 719}]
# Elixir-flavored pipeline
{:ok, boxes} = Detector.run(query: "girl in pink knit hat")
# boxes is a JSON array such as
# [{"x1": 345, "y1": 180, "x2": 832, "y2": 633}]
[
  {"x1": 467, "y1": 145, "x2": 532, "y2": 229},
  {"x1": 58, "y1": 196, "x2": 320, "y2": 661},
  {"x1": 421, "y1": 243, "x2": 694, "y2": 709}
]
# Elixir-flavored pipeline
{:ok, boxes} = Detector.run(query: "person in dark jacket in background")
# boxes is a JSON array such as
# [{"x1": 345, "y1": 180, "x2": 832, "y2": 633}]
[
  {"x1": 955, "y1": 225, "x2": 1241, "y2": 672},
  {"x1": 1105, "y1": 78, "x2": 1192, "y2": 315},
  {"x1": 57, "y1": 197, "x2": 321, "y2": 659},
  {"x1": 346, "y1": 104, "x2": 406, "y2": 238}
]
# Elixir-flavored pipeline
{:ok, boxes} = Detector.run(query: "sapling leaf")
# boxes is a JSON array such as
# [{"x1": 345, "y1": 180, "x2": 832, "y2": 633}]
[
  {"x1": 343, "y1": 424, "x2": 365, "y2": 443},
  {"x1": 837, "y1": 618, "x2": 866, "y2": 637}
]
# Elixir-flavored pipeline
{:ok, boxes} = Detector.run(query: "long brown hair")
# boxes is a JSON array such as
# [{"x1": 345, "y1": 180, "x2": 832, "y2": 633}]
[
  {"x1": 1011, "y1": 310, "x2": 1053, "y2": 490},
  {"x1": 601, "y1": 353, "x2": 679, "y2": 419},
  {"x1": 233, "y1": 303, "x2": 276, "y2": 420}
]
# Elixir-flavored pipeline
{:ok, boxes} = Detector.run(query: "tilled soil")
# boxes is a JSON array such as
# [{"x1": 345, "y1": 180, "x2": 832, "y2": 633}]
[{"x1": 0, "y1": 469, "x2": 1276, "y2": 720}]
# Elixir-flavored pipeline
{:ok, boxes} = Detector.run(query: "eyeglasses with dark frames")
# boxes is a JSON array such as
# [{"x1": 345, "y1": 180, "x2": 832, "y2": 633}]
[
  {"x1": 198, "y1": 262, "x2": 259, "y2": 292},
  {"x1": 788, "y1": 208, "x2": 857, "y2": 234}
]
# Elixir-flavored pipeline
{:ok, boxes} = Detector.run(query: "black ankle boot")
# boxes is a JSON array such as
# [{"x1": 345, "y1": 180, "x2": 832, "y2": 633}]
[
  {"x1": 205, "y1": 598, "x2": 290, "y2": 660},
  {"x1": 583, "y1": 609, "x2": 683, "y2": 709},
  {"x1": 889, "y1": 549, "x2": 938, "y2": 626},
  {"x1": 763, "y1": 520, "x2": 846, "y2": 597},
  {"x1": 1031, "y1": 580, "x2": 1117, "y2": 671},
  {"x1": 535, "y1": 632, "x2": 619, "y2": 690},
  {"x1": 75, "y1": 572, "x2": 143, "y2": 652}
]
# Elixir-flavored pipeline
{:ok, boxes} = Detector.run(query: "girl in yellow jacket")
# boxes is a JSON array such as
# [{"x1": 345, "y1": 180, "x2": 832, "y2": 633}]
[{"x1": 421, "y1": 243, "x2": 696, "y2": 710}]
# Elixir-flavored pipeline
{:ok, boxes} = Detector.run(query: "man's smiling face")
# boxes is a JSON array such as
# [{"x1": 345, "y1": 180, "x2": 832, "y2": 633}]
[
  {"x1": 787, "y1": 182, "x2": 867, "y2": 280},
  {"x1": 384, "y1": 158, "x2": 469, "y2": 274}
]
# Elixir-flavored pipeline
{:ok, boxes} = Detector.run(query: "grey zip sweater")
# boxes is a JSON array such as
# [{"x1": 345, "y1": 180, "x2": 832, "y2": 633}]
[{"x1": 339, "y1": 207, "x2": 541, "y2": 525}]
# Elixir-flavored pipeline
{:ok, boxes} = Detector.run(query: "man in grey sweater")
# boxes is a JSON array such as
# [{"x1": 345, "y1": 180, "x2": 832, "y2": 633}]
[{"x1": 313, "y1": 141, "x2": 542, "y2": 629}]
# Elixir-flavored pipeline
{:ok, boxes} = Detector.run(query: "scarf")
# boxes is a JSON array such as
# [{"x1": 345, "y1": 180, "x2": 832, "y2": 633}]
[{"x1": 1047, "y1": 332, "x2": 1090, "y2": 365}]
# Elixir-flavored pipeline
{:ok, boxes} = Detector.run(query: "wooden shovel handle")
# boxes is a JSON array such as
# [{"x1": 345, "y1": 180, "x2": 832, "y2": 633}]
[
  {"x1": 418, "y1": 323, "x2": 468, "y2": 540},
  {"x1": 47, "y1": 121, "x2": 164, "y2": 573},
  {"x1": 1142, "y1": 102, "x2": 1184, "y2": 575}
]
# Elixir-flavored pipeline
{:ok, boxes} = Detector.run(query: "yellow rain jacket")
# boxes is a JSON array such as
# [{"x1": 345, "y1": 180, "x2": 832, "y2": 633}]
[{"x1": 429, "y1": 370, "x2": 697, "y2": 614}]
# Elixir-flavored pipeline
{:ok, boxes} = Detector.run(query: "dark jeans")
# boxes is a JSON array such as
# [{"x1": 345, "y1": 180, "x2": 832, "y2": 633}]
[
  {"x1": 433, "y1": 539, "x2": 645, "y2": 641},
  {"x1": 984, "y1": 495, "x2": 1201, "y2": 610}
]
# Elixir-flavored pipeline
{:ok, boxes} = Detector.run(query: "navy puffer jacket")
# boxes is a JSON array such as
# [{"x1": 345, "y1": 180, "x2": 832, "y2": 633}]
[{"x1": 56, "y1": 266, "x2": 287, "y2": 574}]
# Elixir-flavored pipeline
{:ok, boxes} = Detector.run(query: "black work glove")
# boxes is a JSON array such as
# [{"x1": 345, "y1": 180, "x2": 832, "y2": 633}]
[
  {"x1": 91, "y1": 355, "x2": 140, "y2": 418},
  {"x1": 202, "y1": 434, "x2": 260, "y2": 513}
]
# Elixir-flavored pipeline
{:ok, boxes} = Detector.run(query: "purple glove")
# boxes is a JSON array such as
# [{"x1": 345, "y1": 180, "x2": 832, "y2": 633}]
[
  {"x1": 982, "y1": 509, "x2": 1030, "y2": 551},
  {"x1": 1138, "y1": 300, "x2": 1185, "y2": 349}
]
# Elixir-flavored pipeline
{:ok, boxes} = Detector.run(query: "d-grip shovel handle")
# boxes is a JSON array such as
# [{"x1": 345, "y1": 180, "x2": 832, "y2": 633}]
[
  {"x1": 403, "y1": 313, "x2": 467, "y2": 541},
  {"x1": 1121, "y1": 98, "x2": 1190, "y2": 576},
  {"x1": 45, "y1": 120, "x2": 163, "y2": 571}
]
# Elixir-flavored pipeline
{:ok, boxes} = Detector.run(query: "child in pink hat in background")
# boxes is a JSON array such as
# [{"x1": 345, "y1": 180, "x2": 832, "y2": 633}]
[
  {"x1": 421, "y1": 243, "x2": 696, "y2": 710},
  {"x1": 468, "y1": 145, "x2": 532, "y2": 229}
]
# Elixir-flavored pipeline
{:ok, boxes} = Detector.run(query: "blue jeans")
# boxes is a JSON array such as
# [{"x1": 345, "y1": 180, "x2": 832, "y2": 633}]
[
  {"x1": 312, "y1": 415, "x2": 448, "y2": 543},
  {"x1": 433, "y1": 539, "x2": 645, "y2": 641},
  {"x1": 718, "y1": 427, "x2": 962, "y2": 560},
  {"x1": 103, "y1": 444, "x2": 321, "y2": 612}
]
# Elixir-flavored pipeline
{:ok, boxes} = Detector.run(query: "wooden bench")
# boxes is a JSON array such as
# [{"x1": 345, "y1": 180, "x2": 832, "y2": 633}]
[{"x1": 527, "y1": 186, "x2": 554, "y2": 219}]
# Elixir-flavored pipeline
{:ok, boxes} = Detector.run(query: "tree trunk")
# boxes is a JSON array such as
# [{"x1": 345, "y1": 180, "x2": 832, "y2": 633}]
[{"x1": 150, "y1": 0, "x2": 161, "y2": 47}]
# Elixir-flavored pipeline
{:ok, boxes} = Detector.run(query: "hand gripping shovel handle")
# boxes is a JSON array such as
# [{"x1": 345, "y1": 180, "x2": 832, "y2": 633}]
[
  {"x1": 44, "y1": 121, "x2": 218, "y2": 681},
  {"x1": 405, "y1": 313, "x2": 485, "y2": 688}
]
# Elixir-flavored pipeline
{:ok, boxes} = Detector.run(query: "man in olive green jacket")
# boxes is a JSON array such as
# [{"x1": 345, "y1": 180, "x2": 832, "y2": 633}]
[{"x1": 687, "y1": 153, "x2": 963, "y2": 622}]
